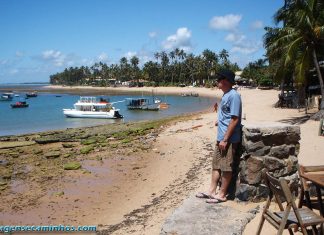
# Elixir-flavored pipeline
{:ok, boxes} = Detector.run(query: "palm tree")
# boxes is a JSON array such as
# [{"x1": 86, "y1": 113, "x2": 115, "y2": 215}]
[
  {"x1": 219, "y1": 49, "x2": 229, "y2": 67},
  {"x1": 160, "y1": 51, "x2": 169, "y2": 83},
  {"x1": 264, "y1": 0, "x2": 324, "y2": 119},
  {"x1": 202, "y1": 49, "x2": 218, "y2": 83},
  {"x1": 169, "y1": 51, "x2": 176, "y2": 85},
  {"x1": 130, "y1": 56, "x2": 140, "y2": 86}
]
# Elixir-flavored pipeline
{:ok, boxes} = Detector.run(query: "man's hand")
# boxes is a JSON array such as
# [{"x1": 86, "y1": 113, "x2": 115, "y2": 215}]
[{"x1": 218, "y1": 140, "x2": 227, "y2": 151}]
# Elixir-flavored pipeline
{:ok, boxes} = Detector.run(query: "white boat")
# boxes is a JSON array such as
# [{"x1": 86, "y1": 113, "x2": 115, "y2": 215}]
[{"x1": 63, "y1": 97, "x2": 123, "y2": 119}]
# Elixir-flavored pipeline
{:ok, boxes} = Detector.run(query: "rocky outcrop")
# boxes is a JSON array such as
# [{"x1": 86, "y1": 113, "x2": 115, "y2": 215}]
[
  {"x1": 160, "y1": 196, "x2": 256, "y2": 235},
  {"x1": 236, "y1": 122, "x2": 300, "y2": 201}
]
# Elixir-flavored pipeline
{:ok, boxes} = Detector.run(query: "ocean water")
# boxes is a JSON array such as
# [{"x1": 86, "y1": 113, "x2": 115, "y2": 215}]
[{"x1": 0, "y1": 91, "x2": 215, "y2": 136}]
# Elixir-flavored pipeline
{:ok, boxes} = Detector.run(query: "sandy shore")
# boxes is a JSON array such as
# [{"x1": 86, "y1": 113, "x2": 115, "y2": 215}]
[{"x1": 1, "y1": 85, "x2": 323, "y2": 234}]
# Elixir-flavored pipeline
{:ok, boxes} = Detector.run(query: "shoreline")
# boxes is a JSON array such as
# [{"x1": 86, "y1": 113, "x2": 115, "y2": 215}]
[{"x1": 1, "y1": 87, "x2": 323, "y2": 234}]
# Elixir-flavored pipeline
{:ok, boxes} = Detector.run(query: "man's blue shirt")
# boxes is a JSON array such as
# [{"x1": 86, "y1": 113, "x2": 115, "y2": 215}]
[{"x1": 217, "y1": 88, "x2": 242, "y2": 143}]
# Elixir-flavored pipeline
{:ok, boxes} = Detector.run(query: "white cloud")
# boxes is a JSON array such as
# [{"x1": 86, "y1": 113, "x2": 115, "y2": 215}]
[
  {"x1": 97, "y1": 52, "x2": 109, "y2": 62},
  {"x1": 148, "y1": 31, "x2": 157, "y2": 38},
  {"x1": 250, "y1": 20, "x2": 263, "y2": 29},
  {"x1": 41, "y1": 50, "x2": 66, "y2": 67},
  {"x1": 124, "y1": 51, "x2": 137, "y2": 60},
  {"x1": 250, "y1": 20, "x2": 263, "y2": 30},
  {"x1": 225, "y1": 33, "x2": 246, "y2": 43},
  {"x1": 0, "y1": 59, "x2": 9, "y2": 65},
  {"x1": 230, "y1": 40, "x2": 262, "y2": 55},
  {"x1": 15, "y1": 51, "x2": 24, "y2": 57},
  {"x1": 209, "y1": 14, "x2": 242, "y2": 31},
  {"x1": 162, "y1": 27, "x2": 192, "y2": 52}
]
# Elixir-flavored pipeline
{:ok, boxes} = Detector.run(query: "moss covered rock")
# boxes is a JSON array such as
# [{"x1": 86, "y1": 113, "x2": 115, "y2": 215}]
[
  {"x1": 80, "y1": 145, "x2": 94, "y2": 154},
  {"x1": 63, "y1": 162, "x2": 81, "y2": 170}
]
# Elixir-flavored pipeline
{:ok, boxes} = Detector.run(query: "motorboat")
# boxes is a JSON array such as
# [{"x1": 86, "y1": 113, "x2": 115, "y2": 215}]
[
  {"x1": 11, "y1": 101, "x2": 29, "y2": 108},
  {"x1": 63, "y1": 96, "x2": 123, "y2": 119},
  {"x1": 0, "y1": 93, "x2": 14, "y2": 101},
  {"x1": 126, "y1": 98, "x2": 160, "y2": 111},
  {"x1": 26, "y1": 91, "x2": 37, "y2": 98}
]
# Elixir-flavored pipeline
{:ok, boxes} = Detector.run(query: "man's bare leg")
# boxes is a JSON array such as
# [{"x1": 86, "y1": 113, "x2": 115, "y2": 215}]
[
  {"x1": 217, "y1": 171, "x2": 232, "y2": 200},
  {"x1": 208, "y1": 169, "x2": 221, "y2": 196}
]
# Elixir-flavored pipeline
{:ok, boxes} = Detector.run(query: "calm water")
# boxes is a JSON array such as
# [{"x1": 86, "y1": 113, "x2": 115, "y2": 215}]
[{"x1": 0, "y1": 89, "x2": 214, "y2": 136}]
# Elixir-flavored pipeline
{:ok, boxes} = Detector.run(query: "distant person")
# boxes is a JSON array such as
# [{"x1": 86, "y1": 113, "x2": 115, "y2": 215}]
[{"x1": 196, "y1": 69, "x2": 242, "y2": 203}]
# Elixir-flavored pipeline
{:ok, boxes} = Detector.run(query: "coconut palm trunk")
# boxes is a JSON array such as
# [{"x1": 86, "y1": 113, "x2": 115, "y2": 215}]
[{"x1": 312, "y1": 49, "x2": 324, "y2": 111}]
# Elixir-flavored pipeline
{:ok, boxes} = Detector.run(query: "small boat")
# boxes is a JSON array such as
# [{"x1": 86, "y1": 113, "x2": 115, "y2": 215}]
[
  {"x1": 11, "y1": 101, "x2": 29, "y2": 108},
  {"x1": 63, "y1": 96, "x2": 123, "y2": 119},
  {"x1": 126, "y1": 98, "x2": 160, "y2": 111},
  {"x1": 180, "y1": 92, "x2": 199, "y2": 97},
  {"x1": 0, "y1": 93, "x2": 14, "y2": 101},
  {"x1": 26, "y1": 91, "x2": 37, "y2": 98}
]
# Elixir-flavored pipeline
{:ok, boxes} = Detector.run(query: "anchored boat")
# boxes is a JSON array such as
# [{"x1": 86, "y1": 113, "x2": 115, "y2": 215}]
[
  {"x1": 126, "y1": 98, "x2": 160, "y2": 111},
  {"x1": 63, "y1": 96, "x2": 123, "y2": 119},
  {"x1": 0, "y1": 93, "x2": 14, "y2": 101},
  {"x1": 11, "y1": 101, "x2": 29, "y2": 108}
]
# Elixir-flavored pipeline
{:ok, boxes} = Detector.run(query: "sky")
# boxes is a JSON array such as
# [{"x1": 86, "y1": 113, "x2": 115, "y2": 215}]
[{"x1": 0, "y1": 0, "x2": 284, "y2": 83}]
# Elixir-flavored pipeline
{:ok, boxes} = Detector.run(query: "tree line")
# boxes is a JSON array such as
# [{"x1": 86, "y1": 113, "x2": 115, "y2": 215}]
[{"x1": 49, "y1": 48, "x2": 241, "y2": 87}]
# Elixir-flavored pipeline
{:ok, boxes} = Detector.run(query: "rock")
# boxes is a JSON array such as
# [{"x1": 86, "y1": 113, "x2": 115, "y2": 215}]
[
  {"x1": 35, "y1": 133, "x2": 74, "y2": 144},
  {"x1": 62, "y1": 143, "x2": 74, "y2": 148},
  {"x1": 245, "y1": 141, "x2": 265, "y2": 153},
  {"x1": 264, "y1": 156, "x2": 285, "y2": 172},
  {"x1": 53, "y1": 191, "x2": 64, "y2": 196},
  {"x1": 269, "y1": 145, "x2": 295, "y2": 159},
  {"x1": 63, "y1": 153, "x2": 71, "y2": 158},
  {"x1": 63, "y1": 162, "x2": 81, "y2": 170},
  {"x1": 8, "y1": 152, "x2": 19, "y2": 158},
  {"x1": 44, "y1": 151, "x2": 61, "y2": 159},
  {"x1": 80, "y1": 145, "x2": 94, "y2": 154},
  {"x1": 236, "y1": 184, "x2": 257, "y2": 201},
  {"x1": 244, "y1": 132, "x2": 262, "y2": 142},
  {"x1": 81, "y1": 139, "x2": 97, "y2": 145},
  {"x1": 0, "y1": 141, "x2": 35, "y2": 149},
  {"x1": 254, "y1": 146, "x2": 271, "y2": 156},
  {"x1": 33, "y1": 149, "x2": 43, "y2": 154},
  {"x1": 241, "y1": 156, "x2": 264, "y2": 184},
  {"x1": 160, "y1": 196, "x2": 255, "y2": 235}
]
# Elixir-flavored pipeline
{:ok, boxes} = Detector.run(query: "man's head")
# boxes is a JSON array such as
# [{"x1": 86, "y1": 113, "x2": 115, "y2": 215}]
[{"x1": 216, "y1": 69, "x2": 235, "y2": 91}]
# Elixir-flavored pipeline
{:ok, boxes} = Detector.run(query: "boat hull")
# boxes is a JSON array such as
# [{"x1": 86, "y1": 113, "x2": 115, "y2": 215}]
[{"x1": 63, "y1": 109, "x2": 123, "y2": 119}]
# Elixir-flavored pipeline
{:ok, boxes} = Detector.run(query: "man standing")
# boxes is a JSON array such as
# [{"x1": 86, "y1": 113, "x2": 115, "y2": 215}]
[{"x1": 196, "y1": 69, "x2": 242, "y2": 203}]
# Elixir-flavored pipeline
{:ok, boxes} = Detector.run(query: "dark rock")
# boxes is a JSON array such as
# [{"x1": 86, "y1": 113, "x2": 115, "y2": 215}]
[
  {"x1": 236, "y1": 184, "x2": 257, "y2": 201},
  {"x1": 264, "y1": 156, "x2": 285, "y2": 171},
  {"x1": 254, "y1": 146, "x2": 271, "y2": 156},
  {"x1": 269, "y1": 145, "x2": 293, "y2": 159},
  {"x1": 244, "y1": 132, "x2": 262, "y2": 142},
  {"x1": 245, "y1": 141, "x2": 265, "y2": 153}
]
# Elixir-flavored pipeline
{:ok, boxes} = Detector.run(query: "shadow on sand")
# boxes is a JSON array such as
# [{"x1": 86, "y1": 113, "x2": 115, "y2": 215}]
[{"x1": 278, "y1": 115, "x2": 311, "y2": 125}]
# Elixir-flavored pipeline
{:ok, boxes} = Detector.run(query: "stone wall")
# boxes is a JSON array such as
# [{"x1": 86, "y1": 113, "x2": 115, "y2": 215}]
[{"x1": 235, "y1": 122, "x2": 300, "y2": 201}]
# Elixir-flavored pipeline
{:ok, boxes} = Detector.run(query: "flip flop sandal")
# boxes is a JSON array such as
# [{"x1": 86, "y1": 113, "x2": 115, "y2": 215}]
[
  {"x1": 195, "y1": 192, "x2": 210, "y2": 199},
  {"x1": 205, "y1": 198, "x2": 227, "y2": 204}
]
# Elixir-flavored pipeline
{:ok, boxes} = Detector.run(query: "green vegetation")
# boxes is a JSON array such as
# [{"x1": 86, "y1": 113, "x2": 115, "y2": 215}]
[
  {"x1": 49, "y1": 48, "x2": 240, "y2": 87},
  {"x1": 264, "y1": 0, "x2": 324, "y2": 118}
]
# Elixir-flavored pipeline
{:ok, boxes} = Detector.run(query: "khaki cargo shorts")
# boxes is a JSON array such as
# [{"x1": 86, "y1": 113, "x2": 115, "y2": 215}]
[{"x1": 212, "y1": 142, "x2": 239, "y2": 172}]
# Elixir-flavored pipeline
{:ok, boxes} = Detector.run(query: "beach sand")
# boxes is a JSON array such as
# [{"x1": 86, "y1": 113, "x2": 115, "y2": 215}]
[{"x1": 1, "y1": 85, "x2": 323, "y2": 234}]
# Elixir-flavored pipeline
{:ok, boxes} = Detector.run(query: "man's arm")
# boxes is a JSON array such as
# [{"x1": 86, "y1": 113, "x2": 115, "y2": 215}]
[{"x1": 218, "y1": 116, "x2": 239, "y2": 150}]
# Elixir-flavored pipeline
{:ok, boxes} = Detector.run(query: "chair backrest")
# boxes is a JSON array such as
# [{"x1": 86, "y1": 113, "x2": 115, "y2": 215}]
[{"x1": 262, "y1": 169, "x2": 294, "y2": 210}]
